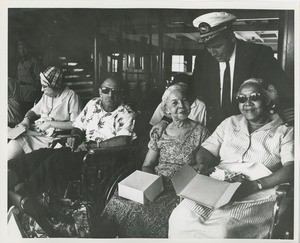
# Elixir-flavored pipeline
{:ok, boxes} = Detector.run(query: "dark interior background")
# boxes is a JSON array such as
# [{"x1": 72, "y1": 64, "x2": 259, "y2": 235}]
[{"x1": 8, "y1": 8, "x2": 295, "y2": 136}]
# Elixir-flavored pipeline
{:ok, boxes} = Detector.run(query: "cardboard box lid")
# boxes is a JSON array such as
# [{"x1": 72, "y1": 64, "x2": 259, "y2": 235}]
[
  {"x1": 218, "y1": 162, "x2": 272, "y2": 181},
  {"x1": 8, "y1": 126, "x2": 26, "y2": 140},
  {"x1": 119, "y1": 170, "x2": 163, "y2": 202},
  {"x1": 172, "y1": 164, "x2": 241, "y2": 209}
]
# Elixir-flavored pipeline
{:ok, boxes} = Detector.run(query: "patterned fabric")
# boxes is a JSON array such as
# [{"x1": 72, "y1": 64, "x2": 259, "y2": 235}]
[
  {"x1": 149, "y1": 124, "x2": 211, "y2": 179},
  {"x1": 168, "y1": 113, "x2": 294, "y2": 238},
  {"x1": 101, "y1": 124, "x2": 210, "y2": 238},
  {"x1": 73, "y1": 97, "x2": 136, "y2": 143},
  {"x1": 16, "y1": 87, "x2": 82, "y2": 153},
  {"x1": 40, "y1": 66, "x2": 63, "y2": 89}
]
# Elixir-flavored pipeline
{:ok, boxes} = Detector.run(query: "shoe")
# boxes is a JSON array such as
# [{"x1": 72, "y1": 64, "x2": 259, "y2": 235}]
[
  {"x1": 8, "y1": 191, "x2": 58, "y2": 237},
  {"x1": 48, "y1": 217, "x2": 78, "y2": 237}
]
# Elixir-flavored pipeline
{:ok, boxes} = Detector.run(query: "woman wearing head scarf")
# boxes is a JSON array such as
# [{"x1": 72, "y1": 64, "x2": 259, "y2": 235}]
[
  {"x1": 8, "y1": 66, "x2": 82, "y2": 160},
  {"x1": 168, "y1": 78, "x2": 294, "y2": 238},
  {"x1": 98, "y1": 83, "x2": 211, "y2": 238}
]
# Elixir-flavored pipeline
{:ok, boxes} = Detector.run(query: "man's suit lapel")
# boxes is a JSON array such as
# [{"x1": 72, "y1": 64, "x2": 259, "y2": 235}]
[
  {"x1": 233, "y1": 39, "x2": 252, "y2": 112},
  {"x1": 205, "y1": 52, "x2": 220, "y2": 103},
  {"x1": 233, "y1": 39, "x2": 247, "y2": 96}
]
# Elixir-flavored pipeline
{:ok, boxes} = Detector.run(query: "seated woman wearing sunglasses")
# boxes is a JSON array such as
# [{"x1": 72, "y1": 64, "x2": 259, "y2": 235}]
[{"x1": 168, "y1": 78, "x2": 294, "y2": 238}]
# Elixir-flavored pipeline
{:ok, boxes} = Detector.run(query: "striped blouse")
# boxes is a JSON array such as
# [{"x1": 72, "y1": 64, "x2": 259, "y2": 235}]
[{"x1": 202, "y1": 114, "x2": 294, "y2": 172}]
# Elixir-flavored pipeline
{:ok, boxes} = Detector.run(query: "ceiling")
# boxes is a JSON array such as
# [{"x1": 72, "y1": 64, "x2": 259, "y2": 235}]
[{"x1": 8, "y1": 8, "x2": 286, "y2": 56}]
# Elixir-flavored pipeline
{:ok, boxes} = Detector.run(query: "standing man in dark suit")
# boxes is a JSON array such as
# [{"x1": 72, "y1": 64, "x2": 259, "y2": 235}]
[{"x1": 191, "y1": 11, "x2": 294, "y2": 131}]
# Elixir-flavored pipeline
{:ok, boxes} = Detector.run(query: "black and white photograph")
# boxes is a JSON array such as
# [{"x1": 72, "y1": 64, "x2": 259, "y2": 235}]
[{"x1": 1, "y1": 0, "x2": 299, "y2": 242}]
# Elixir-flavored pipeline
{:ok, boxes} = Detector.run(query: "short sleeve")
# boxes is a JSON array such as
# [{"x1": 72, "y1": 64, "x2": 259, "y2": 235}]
[
  {"x1": 189, "y1": 99, "x2": 207, "y2": 125},
  {"x1": 115, "y1": 109, "x2": 136, "y2": 137},
  {"x1": 72, "y1": 99, "x2": 94, "y2": 131},
  {"x1": 280, "y1": 126, "x2": 294, "y2": 164},
  {"x1": 201, "y1": 118, "x2": 227, "y2": 157},
  {"x1": 30, "y1": 95, "x2": 44, "y2": 115},
  {"x1": 68, "y1": 91, "x2": 82, "y2": 122}
]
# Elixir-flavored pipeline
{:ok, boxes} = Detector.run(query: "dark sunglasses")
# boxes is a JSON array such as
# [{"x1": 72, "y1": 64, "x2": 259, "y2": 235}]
[
  {"x1": 235, "y1": 92, "x2": 262, "y2": 103},
  {"x1": 100, "y1": 86, "x2": 123, "y2": 95}
]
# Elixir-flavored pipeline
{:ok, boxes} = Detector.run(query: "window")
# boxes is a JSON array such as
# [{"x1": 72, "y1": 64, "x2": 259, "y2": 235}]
[
  {"x1": 112, "y1": 53, "x2": 119, "y2": 73},
  {"x1": 192, "y1": 55, "x2": 196, "y2": 71},
  {"x1": 172, "y1": 55, "x2": 185, "y2": 72}
]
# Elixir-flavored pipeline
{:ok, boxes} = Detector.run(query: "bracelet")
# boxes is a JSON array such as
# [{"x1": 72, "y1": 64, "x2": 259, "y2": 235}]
[
  {"x1": 142, "y1": 166, "x2": 154, "y2": 171},
  {"x1": 256, "y1": 179, "x2": 263, "y2": 190}
]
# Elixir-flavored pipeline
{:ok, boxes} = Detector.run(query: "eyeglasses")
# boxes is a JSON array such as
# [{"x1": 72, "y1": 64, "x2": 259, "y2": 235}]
[
  {"x1": 100, "y1": 86, "x2": 123, "y2": 95},
  {"x1": 235, "y1": 92, "x2": 261, "y2": 103}
]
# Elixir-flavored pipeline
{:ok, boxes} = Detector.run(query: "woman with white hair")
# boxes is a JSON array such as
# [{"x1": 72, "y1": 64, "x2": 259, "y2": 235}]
[
  {"x1": 168, "y1": 78, "x2": 294, "y2": 238},
  {"x1": 8, "y1": 66, "x2": 82, "y2": 160},
  {"x1": 99, "y1": 83, "x2": 210, "y2": 238}
]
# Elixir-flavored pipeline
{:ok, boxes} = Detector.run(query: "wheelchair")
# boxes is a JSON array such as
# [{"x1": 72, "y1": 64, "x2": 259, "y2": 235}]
[{"x1": 8, "y1": 110, "x2": 149, "y2": 238}]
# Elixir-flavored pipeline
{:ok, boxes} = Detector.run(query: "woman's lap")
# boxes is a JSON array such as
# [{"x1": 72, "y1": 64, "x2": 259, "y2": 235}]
[
  {"x1": 102, "y1": 183, "x2": 179, "y2": 238},
  {"x1": 17, "y1": 135, "x2": 53, "y2": 153},
  {"x1": 169, "y1": 197, "x2": 276, "y2": 239}
]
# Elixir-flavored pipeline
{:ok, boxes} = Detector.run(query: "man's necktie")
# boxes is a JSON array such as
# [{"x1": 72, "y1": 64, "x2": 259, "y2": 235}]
[{"x1": 222, "y1": 61, "x2": 231, "y2": 116}]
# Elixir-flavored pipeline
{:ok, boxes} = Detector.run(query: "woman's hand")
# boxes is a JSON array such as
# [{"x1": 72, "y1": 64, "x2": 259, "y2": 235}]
[
  {"x1": 37, "y1": 121, "x2": 52, "y2": 132},
  {"x1": 231, "y1": 179, "x2": 259, "y2": 201},
  {"x1": 16, "y1": 118, "x2": 30, "y2": 130},
  {"x1": 149, "y1": 121, "x2": 168, "y2": 140},
  {"x1": 142, "y1": 166, "x2": 156, "y2": 174}
]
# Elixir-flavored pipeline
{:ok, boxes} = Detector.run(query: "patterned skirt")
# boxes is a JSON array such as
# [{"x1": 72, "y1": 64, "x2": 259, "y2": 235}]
[{"x1": 101, "y1": 180, "x2": 180, "y2": 238}]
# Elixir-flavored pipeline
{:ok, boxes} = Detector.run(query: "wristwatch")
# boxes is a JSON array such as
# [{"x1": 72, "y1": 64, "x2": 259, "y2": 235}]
[{"x1": 256, "y1": 179, "x2": 263, "y2": 190}]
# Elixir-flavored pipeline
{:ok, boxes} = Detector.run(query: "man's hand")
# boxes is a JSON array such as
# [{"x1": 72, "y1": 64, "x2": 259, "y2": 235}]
[
  {"x1": 74, "y1": 142, "x2": 88, "y2": 152},
  {"x1": 66, "y1": 136, "x2": 82, "y2": 152},
  {"x1": 149, "y1": 120, "x2": 168, "y2": 140},
  {"x1": 280, "y1": 107, "x2": 294, "y2": 126}
]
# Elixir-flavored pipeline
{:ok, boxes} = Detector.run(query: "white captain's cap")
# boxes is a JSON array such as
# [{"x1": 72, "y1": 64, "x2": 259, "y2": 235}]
[{"x1": 193, "y1": 12, "x2": 236, "y2": 43}]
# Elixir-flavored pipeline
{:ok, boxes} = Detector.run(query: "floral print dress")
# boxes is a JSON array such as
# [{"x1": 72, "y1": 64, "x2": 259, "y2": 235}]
[{"x1": 101, "y1": 123, "x2": 210, "y2": 238}]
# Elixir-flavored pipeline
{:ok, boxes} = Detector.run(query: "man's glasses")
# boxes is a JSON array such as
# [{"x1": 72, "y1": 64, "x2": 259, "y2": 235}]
[
  {"x1": 100, "y1": 86, "x2": 123, "y2": 95},
  {"x1": 235, "y1": 92, "x2": 261, "y2": 103}
]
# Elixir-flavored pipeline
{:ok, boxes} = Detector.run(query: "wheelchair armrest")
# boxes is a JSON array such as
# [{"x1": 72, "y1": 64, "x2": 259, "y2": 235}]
[
  {"x1": 87, "y1": 145, "x2": 137, "y2": 155},
  {"x1": 50, "y1": 132, "x2": 72, "y2": 149},
  {"x1": 275, "y1": 183, "x2": 292, "y2": 197},
  {"x1": 269, "y1": 183, "x2": 293, "y2": 239},
  {"x1": 53, "y1": 130, "x2": 72, "y2": 137}
]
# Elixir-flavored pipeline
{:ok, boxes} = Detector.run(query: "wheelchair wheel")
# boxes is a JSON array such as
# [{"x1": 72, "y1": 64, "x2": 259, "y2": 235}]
[{"x1": 95, "y1": 164, "x2": 134, "y2": 214}]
